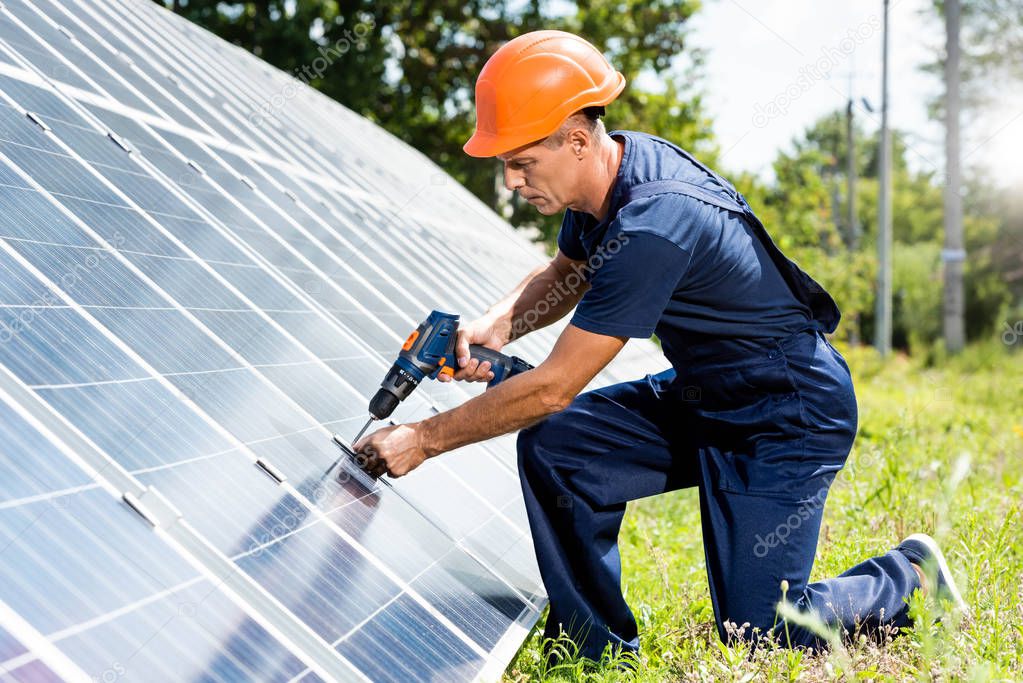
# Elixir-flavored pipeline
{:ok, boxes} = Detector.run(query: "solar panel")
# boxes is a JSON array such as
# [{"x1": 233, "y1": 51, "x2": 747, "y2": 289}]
[{"x1": 0, "y1": 0, "x2": 667, "y2": 680}]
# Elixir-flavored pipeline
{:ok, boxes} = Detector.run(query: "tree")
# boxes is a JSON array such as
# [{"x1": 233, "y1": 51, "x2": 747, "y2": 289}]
[
  {"x1": 734, "y1": 108, "x2": 1012, "y2": 351},
  {"x1": 924, "y1": 0, "x2": 1023, "y2": 346},
  {"x1": 924, "y1": 0, "x2": 1023, "y2": 111},
  {"x1": 153, "y1": 0, "x2": 712, "y2": 243}
]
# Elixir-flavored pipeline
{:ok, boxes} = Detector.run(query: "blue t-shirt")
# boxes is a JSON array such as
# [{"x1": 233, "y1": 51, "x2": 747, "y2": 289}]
[{"x1": 557, "y1": 130, "x2": 814, "y2": 362}]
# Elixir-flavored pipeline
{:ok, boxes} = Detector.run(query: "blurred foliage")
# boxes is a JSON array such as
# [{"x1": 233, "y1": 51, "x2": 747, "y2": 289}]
[
  {"x1": 923, "y1": 0, "x2": 1023, "y2": 342},
  {"x1": 925, "y1": 0, "x2": 1023, "y2": 114},
  {"x1": 156, "y1": 0, "x2": 1020, "y2": 354},
  {"x1": 733, "y1": 110, "x2": 1016, "y2": 352},
  {"x1": 154, "y1": 0, "x2": 713, "y2": 242}
]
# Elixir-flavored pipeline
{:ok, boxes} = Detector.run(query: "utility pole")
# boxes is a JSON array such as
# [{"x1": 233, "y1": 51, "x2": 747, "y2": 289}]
[
  {"x1": 875, "y1": 0, "x2": 893, "y2": 356},
  {"x1": 846, "y1": 98, "x2": 859, "y2": 250},
  {"x1": 847, "y1": 95, "x2": 861, "y2": 346},
  {"x1": 943, "y1": 0, "x2": 966, "y2": 352}
]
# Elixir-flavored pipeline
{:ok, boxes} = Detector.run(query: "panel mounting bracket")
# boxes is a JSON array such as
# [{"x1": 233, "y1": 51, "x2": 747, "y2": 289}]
[
  {"x1": 122, "y1": 490, "x2": 158, "y2": 527},
  {"x1": 107, "y1": 131, "x2": 133, "y2": 154},
  {"x1": 255, "y1": 458, "x2": 287, "y2": 484},
  {"x1": 122, "y1": 486, "x2": 183, "y2": 528},
  {"x1": 24, "y1": 111, "x2": 50, "y2": 132}
]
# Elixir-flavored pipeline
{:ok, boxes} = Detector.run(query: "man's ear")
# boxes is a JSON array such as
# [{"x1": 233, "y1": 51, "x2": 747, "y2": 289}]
[{"x1": 568, "y1": 127, "x2": 590, "y2": 158}]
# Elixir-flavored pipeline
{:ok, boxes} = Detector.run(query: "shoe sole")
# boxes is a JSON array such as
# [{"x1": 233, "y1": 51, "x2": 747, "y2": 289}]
[{"x1": 904, "y1": 532, "x2": 969, "y2": 616}]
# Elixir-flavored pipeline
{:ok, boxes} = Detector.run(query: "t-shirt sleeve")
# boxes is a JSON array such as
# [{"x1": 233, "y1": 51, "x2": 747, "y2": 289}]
[
  {"x1": 570, "y1": 229, "x2": 692, "y2": 338},
  {"x1": 555, "y1": 210, "x2": 588, "y2": 261}
]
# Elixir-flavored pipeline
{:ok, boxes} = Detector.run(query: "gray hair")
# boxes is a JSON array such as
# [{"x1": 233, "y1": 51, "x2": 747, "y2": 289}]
[{"x1": 543, "y1": 110, "x2": 606, "y2": 150}]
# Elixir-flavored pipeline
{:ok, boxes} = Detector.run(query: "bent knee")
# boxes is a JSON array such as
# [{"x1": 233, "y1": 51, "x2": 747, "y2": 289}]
[
  {"x1": 516, "y1": 418, "x2": 553, "y2": 469},
  {"x1": 516, "y1": 390, "x2": 611, "y2": 476},
  {"x1": 516, "y1": 411, "x2": 575, "y2": 472}
]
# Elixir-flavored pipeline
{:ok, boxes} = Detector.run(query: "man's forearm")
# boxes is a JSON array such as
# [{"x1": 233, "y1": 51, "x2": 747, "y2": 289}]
[
  {"x1": 485, "y1": 258, "x2": 587, "y2": 343},
  {"x1": 357, "y1": 325, "x2": 626, "y2": 478},
  {"x1": 416, "y1": 371, "x2": 564, "y2": 457}
]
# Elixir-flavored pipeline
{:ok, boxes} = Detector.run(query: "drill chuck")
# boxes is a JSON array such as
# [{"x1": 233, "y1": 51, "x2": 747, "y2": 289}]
[
  {"x1": 371, "y1": 358, "x2": 422, "y2": 420},
  {"x1": 368, "y1": 388, "x2": 400, "y2": 421}
]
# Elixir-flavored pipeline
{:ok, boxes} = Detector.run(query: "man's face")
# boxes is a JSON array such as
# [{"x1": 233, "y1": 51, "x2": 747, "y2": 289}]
[{"x1": 497, "y1": 136, "x2": 580, "y2": 216}]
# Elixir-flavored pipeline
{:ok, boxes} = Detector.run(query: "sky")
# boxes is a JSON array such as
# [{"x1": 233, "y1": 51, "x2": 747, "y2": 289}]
[{"x1": 682, "y1": 0, "x2": 1023, "y2": 186}]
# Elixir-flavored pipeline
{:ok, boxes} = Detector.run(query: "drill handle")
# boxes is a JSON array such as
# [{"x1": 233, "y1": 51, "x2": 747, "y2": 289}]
[{"x1": 466, "y1": 344, "x2": 534, "y2": 387}]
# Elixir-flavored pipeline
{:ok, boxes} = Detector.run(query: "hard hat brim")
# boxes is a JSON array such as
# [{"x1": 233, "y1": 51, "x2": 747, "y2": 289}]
[
  {"x1": 463, "y1": 72, "x2": 626, "y2": 158},
  {"x1": 463, "y1": 129, "x2": 543, "y2": 158}
]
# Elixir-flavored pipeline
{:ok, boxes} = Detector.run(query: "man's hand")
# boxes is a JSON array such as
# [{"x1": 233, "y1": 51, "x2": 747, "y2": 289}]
[
  {"x1": 439, "y1": 251, "x2": 587, "y2": 385},
  {"x1": 352, "y1": 423, "x2": 427, "y2": 478},
  {"x1": 440, "y1": 315, "x2": 511, "y2": 384},
  {"x1": 417, "y1": 324, "x2": 627, "y2": 458}
]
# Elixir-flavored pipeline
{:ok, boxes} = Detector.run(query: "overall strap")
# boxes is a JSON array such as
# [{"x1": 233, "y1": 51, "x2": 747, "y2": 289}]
[
  {"x1": 621, "y1": 177, "x2": 842, "y2": 333},
  {"x1": 625, "y1": 178, "x2": 744, "y2": 214}
]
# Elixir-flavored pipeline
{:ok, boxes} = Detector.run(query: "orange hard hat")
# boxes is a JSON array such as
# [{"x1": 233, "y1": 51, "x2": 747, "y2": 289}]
[{"x1": 463, "y1": 30, "x2": 626, "y2": 158}]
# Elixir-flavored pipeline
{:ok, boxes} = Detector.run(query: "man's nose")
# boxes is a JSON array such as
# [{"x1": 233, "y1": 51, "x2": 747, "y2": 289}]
[{"x1": 503, "y1": 166, "x2": 524, "y2": 192}]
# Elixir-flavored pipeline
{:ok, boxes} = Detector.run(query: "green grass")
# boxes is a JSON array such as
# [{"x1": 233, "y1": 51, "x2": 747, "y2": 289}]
[{"x1": 505, "y1": 341, "x2": 1023, "y2": 682}]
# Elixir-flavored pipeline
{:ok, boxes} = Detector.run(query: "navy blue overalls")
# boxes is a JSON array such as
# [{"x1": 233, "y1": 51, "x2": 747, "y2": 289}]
[{"x1": 518, "y1": 133, "x2": 921, "y2": 658}]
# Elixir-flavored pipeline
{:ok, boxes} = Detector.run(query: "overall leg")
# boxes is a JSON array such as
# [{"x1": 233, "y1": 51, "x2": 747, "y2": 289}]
[
  {"x1": 693, "y1": 330, "x2": 920, "y2": 649},
  {"x1": 517, "y1": 369, "x2": 698, "y2": 660},
  {"x1": 699, "y1": 480, "x2": 918, "y2": 648},
  {"x1": 785, "y1": 334, "x2": 919, "y2": 643}
]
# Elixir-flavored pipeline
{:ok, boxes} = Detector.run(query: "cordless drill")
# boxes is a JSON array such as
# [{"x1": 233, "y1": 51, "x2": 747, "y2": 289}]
[
  {"x1": 324, "y1": 310, "x2": 533, "y2": 478},
  {"x1": 369, "y1": 310, "x2": 533, "y2": 420}
]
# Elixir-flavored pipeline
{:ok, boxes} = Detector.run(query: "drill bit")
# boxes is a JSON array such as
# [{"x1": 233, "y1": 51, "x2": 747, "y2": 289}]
[
  {"x1": 320, "y1": 417, "x2": 375, "y2": 480},
  {"x1": 351, "y1": 416, "x2": 374, "y2": 444}
]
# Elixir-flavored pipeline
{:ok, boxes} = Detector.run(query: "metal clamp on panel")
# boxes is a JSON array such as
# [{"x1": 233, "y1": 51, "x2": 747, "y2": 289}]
[
  {"x1": 122, "y1": 491, "x2": 158, "y2": 527},
  {"x1": 330, "y1": 435, "x2": 379, "y2": 491},
  {"x1": 57, "y1": 26, "x2": 74, "y2": 41},
  {"x1": 187, "y1": 159, "x2": 205, "y2": 176},
  {"x1": 121, "y1": 486, "x2": 183, "y2": 528},
  {"x1": 107, "y1": 132, "x2": 133, "y2": 154},
  {"x1": 255, "y1": 458, "x2": 287, "y2": 484},
  {"x1": 239, "y1": 176, "x2": 256, "y2": 190},
  {"x1": 24, "y1": 111, "x2": 50, "y2": 132},
  {"x1": 284, "y1": 189, "x2": 298, "y2": 202}
]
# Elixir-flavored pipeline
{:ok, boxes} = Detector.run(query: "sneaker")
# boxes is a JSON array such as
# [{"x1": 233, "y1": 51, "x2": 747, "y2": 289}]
[{"x1": 896, "y1": 533, "x2": 969, "y2": 615}]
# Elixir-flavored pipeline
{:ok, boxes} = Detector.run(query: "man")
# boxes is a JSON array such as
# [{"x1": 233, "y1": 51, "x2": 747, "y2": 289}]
[{"x1": 355, "y1": 30, "x2": 966, "y2": 660}]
